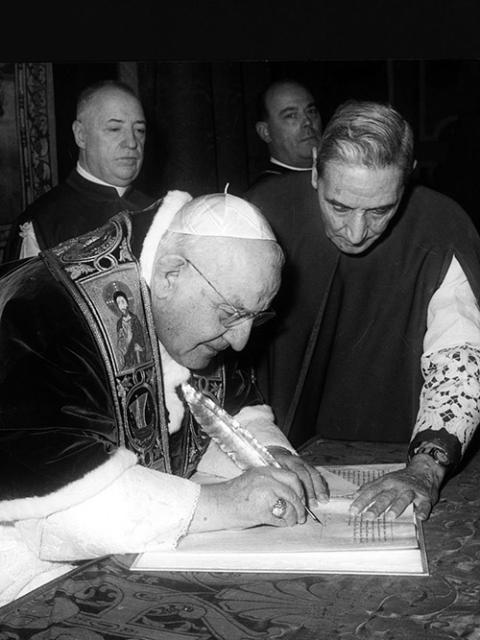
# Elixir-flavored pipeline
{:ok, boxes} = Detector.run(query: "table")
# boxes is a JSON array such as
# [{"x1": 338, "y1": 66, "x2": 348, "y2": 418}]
[{"x1": 1, "y1": 438, "x2": 480, "y2": 639}]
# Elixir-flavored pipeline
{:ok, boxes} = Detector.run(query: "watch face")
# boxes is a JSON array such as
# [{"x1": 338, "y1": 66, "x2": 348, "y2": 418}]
[
  {"x1": 415, "y1": 444, "x2": 451, "y2": 468},
  {"x1": 431, "y1": 447, "x2": 450, "y2": 466}
]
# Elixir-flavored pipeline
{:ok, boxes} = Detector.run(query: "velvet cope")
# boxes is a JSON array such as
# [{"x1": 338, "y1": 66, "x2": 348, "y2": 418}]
[{"x1": 0, "y1": 207, "x2": 264, "y2": 501}]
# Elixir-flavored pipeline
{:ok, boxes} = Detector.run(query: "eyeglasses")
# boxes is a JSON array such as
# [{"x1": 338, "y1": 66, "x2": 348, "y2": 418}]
[{"x1": 185, "y1": 258, "x2": 276, "y2": 328}]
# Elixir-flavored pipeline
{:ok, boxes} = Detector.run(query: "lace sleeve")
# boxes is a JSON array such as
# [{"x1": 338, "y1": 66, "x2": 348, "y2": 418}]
[{"x1": 409, "y1": 344, "x2": 480, "y2": 466}]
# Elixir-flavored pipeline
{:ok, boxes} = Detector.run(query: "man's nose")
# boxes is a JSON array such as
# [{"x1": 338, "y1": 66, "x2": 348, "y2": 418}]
[
  {"x1": 303, "y1": 110, "x2": 319, "y2": 129},
  {"x1": 224, "y1": 321, "x2": 253, "y2": 352},
  {"x1": 345, "y1": 213, "x2": 368, "y2": 244},
  {"x1": 122, "y1": 128, "x2": 138, "y2": 149},
  {"x1": 302, "y1": 112, "x2": 313, "y2": 127}
]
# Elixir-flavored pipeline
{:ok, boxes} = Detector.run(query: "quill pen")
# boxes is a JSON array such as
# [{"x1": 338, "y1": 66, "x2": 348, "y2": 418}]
[{"x1": 181, "y1": 382, "x2": 322, "y2": 524}]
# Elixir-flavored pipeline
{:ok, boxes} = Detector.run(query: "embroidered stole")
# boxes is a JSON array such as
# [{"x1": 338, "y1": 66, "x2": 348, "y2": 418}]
[{"x1": 41, "y1": 213, "x2": 171, "y2": 473}]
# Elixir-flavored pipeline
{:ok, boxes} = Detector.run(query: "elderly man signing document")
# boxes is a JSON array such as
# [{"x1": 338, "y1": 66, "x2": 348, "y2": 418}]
[{"x1": 0, "y1": 190, "x2": 328, "y2": 607}]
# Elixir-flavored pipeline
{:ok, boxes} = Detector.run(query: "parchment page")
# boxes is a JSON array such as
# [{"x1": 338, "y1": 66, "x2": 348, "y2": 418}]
[{"x1": 131, "y1": 462, "x2": 425, "y2": 574}]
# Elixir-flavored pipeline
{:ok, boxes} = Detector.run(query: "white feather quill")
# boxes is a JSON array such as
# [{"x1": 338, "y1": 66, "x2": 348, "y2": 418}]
[
  {"x1": 180, "y1": 382, "x2": 281, "y2": 470},
  {"x1": 180, "y1": 382, "x2": 323, "y2": 524}
]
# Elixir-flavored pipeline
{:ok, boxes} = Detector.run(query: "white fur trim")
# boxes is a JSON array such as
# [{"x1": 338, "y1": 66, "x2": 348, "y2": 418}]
[
  {"x1": 0, "y1": 448, "x2": 137, "y2": 522},
  {"x1": 0, "y1": 524, "x2": 74, "y2": 608},
  {"x1": 139, "y1": 190, "x2": 193, "y2": 285},
  {"x1": 37, "y1": 465, "x2": 201, "y2": 560},
  {"x1": 0, "y1": 461, "x2": 201, "y2": 605}
]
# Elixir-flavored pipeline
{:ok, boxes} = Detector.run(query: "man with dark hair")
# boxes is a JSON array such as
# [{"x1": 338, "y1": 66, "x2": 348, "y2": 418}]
[
  {"x1": 5, "y1": 79, "x2": 152, "y2": 261},
  {"x1": 251, "y1": 79, "x2": 322, "y2": 187},
  {"x1": 247, "y1": 99, "x2": 480, "y2": 522}
]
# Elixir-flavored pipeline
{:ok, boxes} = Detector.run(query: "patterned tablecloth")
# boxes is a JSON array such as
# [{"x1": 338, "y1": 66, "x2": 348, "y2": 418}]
[{"x1": 1, "y1": 438, "x2": 480, "y2": 640}]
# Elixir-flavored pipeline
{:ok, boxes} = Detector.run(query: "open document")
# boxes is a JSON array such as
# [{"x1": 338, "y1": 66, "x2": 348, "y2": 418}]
[{"x1": 131, "y1": 463, "x2": 428, "y2": 576}]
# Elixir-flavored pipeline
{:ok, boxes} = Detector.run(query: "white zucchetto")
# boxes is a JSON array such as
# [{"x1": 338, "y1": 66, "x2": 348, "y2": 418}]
[
  {"x1": 169, "y1": 192, "x2": 276, "y2": 241},
  {"x1": 140, "y1": 190, "x2": 276, "y2": 285}
]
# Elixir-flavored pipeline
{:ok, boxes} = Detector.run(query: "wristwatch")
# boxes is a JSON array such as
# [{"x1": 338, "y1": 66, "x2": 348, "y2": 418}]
[{"x1": 412, "y1": 443, "x2": 453, "y2": 469}]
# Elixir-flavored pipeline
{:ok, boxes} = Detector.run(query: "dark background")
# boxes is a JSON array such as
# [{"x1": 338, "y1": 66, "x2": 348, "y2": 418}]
[
  {"x1": 51, "y1": 59, "x2": 480, "y2": 232},
  {"x1": 3, "y1": 1, "x2": 480, "y2": 229}
]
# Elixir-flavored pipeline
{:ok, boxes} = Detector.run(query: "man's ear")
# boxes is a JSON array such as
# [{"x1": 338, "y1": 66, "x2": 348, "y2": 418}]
[
  {"x1": 150, "y1": 254, "x2": 187, "y2": 300},
  {"x1": 255, "y1": 121, "x2": 272, "y2": 144},
  {"x1": 72, "y1": 120, "x2": 86, "y2": 149}
]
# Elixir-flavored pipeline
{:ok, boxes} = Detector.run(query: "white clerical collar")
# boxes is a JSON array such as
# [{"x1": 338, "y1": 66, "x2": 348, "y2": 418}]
[
  {"x1": 270, "y1": 157, "x2": 312, "y2": 172},
  {"x1": 76, "y1": 163, "x2": 128, "y2": 197}
]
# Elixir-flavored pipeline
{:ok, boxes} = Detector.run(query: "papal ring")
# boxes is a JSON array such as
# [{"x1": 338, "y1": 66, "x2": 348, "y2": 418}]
[{"x1": 272, "y1": 497, "x2": 288, "y2": 518}]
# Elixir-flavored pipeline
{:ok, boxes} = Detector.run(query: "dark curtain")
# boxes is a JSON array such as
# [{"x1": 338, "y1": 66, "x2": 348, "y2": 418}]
[
  {"x1": 134, "y1": 60, "x2": 414, "y2": 200},
  {"x1": 3, "y1": 58, "x2": 480, "y2": 264},
  {"x1": 137, "y1": 61, "x2": 272, "y2": 198}
]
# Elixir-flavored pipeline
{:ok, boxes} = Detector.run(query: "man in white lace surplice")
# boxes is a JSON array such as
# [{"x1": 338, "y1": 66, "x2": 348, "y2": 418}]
[
  {"x1": 320, "y1": 103, "x2": 480, "y2": 521},
  {"x1": 247, "y1": 99, "x2": 480, "y2": 524},
  {"x1": 352, "y1": 253, "x2": 480, "y2": 520}
]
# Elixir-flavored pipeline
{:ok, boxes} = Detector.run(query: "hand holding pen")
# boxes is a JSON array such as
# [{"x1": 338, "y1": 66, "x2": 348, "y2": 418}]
[
  {"x1": 264, "y1": 446, "x2": 329, "y2": 524},
  {"x1": 181, "y1": 382, "x2": 328, "y2": 525}
]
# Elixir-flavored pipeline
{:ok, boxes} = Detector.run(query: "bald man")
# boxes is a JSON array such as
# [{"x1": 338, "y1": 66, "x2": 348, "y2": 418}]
[
  {"x1": 0, "y1": 191, "x2": 327, "y2": 606},
  {"x1": 4, "y1": 79, "x2": 153, "y2": 262},
  {"x1": 251, "y1": 79, "x2": 322, "y2": 188}
]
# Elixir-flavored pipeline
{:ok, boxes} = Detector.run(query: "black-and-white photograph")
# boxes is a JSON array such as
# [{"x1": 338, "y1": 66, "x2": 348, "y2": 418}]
[{"x1": 1, "y1": 3, "x2": 480, "y2": 635}]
